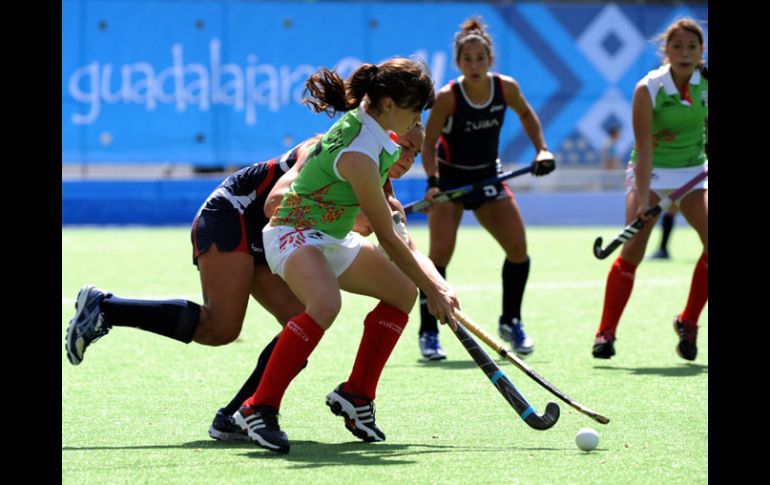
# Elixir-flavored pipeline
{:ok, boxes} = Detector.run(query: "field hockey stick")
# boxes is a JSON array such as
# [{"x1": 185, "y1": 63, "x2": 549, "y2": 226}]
[
  {"x1": 448, "y1": 315, "x2": 560, "y2": 430},
  {"x1": 593, "y1": 166, "x2": 708, "y2": 260},
  {"x1": 454, "y1": 309, "x2": 610, "y2": 425},
  {"x1": 403, "y1": 164, "x2": 535, "y2": 215}
]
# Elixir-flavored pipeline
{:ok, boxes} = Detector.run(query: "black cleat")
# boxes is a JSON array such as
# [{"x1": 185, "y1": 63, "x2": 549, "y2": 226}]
[
  {"x1": 233, "y1": 405, "x2": 290, "y2": 453},
  {"x1": 326, "y1": 384, "x2": 385, "y2": 442},
  {"x1": 674, "y1": 317, "x2": 698, "y2": 361},
  {"x1": 592, "y1": 333, "x2": 616, "y2": 359},
  {"x1": 208, "y1": 408, "x2": 248, "y2": 442},
  {"x1": 65, "y1": 285, "x2": 112, "y2": 365}
]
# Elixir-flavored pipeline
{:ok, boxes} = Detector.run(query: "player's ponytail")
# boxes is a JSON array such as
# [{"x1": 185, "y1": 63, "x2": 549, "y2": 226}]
[
  {"x1": 303, "y1": 59, "x2": 434, "y2": 118},
  {"x1": 303, "y1": 67, "x2": 349, "y2": 117}
]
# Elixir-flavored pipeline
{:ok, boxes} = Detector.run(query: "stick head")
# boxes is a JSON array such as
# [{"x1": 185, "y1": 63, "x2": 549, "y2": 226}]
[
  {"x1": 593, "y1": 237, "x2": 607, "y2": 259},
  {"x1": 524, "y1": 402, "x2": 560, "y2": 430}
]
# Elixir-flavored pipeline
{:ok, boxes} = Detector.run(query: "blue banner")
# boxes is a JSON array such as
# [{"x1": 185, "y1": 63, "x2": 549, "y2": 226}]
[{"x1": 62, "y1": 1, "x2": 707, "y2": 167}]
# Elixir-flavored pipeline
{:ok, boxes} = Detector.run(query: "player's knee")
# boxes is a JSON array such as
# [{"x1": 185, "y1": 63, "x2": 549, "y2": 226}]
[
  {"x1": 208, "y1": 320, "x2": 243, "y2": 345},
  {"x1": 306, "y1": 298, "x2": 341, "y2": 329},
  {"x1": 397, "y1": 281, "x2": 418, "y2": 313},
  {"x1": 195, "y1": 323, "x2": 241, "y2": 346}
]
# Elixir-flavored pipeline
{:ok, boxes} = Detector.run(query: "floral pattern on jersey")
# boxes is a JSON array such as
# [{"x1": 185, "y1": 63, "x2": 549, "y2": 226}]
[
  {"x1": 272, "y1": 184, "x2": 351, "y2": 230},
  {"x1": 652, "y1": 128, "x2": 677, "y2": 148}
]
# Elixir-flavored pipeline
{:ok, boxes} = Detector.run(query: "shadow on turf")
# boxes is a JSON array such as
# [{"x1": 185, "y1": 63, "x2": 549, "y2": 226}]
[
  {"x1": 593, "y1": 363, "x2": 707, "y2": 377},
  {"x1": 63, "y1": 440, "x2": 564, "y2": 465},
  {"x1": 239, "y1": 441, "x2": 565, "y2": 466}
]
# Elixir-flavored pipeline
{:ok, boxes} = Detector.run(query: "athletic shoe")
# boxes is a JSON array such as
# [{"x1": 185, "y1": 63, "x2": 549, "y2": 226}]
[
  {"x1": 208, "y1": 408, "x2": 248, "y2": 442},
  {"x1": 649, "y1": 249, "x2": 670, "y2": 260},
  {"x1": 673, "y1": 317, "x2": 698, "y2": 361},
  {"x1": 498, "y1": 317, "x2": 513, "y2": 342},
  {"x1": 592, "y1": 333, "x2": 616, "y2": 359},
  {"x1": 419, "y1": 331, "x2": 447, "y2": 360},
  {"x1": 233, "y1": 405, "x2": 290, "y2": 454},
  {"x1": 507, "y1": 318, "x2": 534, "y2": 355},
  {"x1": 65, "y1": 285, "x2": 112, "y2": 365},
  {"x1": 326, "y1": 384, "x2": 385, "y2": 442}
]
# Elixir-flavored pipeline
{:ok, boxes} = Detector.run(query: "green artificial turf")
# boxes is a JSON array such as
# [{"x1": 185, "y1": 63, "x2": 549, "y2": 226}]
[{"x1": 62, "y1": 226, "x2": 707, "y2": 484}]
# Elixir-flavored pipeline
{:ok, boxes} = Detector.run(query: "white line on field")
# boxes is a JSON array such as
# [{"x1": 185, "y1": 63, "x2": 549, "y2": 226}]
[{"x1": 61, "y1": 277, "x2": 687, "y2": 305}]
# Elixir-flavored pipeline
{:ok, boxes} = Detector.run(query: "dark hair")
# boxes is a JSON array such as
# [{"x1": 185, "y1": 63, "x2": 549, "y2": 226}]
[
  {"x1": 303, "y1": 58, "x2": 435, "y2": 117},
  {"x1": 454, "y1": 16, "x2": 494, "y2": 62},
  {"x1": 657, "y1": 18, "x2": 706, "y2": 66}
]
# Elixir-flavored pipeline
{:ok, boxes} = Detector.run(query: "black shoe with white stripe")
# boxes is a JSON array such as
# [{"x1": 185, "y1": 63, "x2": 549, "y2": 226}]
[
  {"x1": 233, "y1": 405, "x2": 289, "y2": 453},
  {"x1": 208, "y1": 408, "x2": 249, "y2": 442},
  {"x1": 326, "y1": 384, "x2": 385, "y2": 442},
  {"x1": 65, "y1": 285, "x2": 112, "y2": 365}
]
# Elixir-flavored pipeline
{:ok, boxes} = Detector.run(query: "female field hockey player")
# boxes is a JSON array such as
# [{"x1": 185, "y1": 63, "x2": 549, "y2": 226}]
[
  {"x1": 232, "y1": 58, "x2": 459, "y2": 453},
  {"x1": 592, "y1": 18, "x2": 708, "y2": 361},
  {"x1": 417, "y1": 16, "x2": 555, "y2": 360}
]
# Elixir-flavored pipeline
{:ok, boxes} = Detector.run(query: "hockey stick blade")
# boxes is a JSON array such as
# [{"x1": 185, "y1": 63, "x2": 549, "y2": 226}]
[
  {"x1": 592, "y1": 214, "x2": 651, "y2": 260},
  {"x1": 592, "y1": 167, "x2": 707, "y2": 260},
  {"x1": 455, "y1": 310, "x2": 609, "y2": 425},
  {"x1": 450, "y1": 318, "x2": 559, "y2": 430}
]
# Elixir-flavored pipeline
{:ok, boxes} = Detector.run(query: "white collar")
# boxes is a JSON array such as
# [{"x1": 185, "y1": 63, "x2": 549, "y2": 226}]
[
  {"x1": 359, "y1": 105, "x2": 400, "y2": 155},
  {"x1": 661, "y1": 63, "x2": 702, "y2": 96}
]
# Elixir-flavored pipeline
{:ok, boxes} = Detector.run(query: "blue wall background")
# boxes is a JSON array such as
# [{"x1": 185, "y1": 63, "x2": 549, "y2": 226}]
[
  {"x1": 63, "y1": 178, "x2": 634, "y2": 226},
  {"x1": 62, "y1": 1, "x2": 708, "y2": 168}
]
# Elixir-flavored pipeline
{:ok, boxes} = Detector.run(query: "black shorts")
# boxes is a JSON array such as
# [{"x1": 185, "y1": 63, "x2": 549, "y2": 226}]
[
  {"x1": 191, "y1": 206, "x2": 268, "y2": 267},
  {"x1": 438, "y1": 162, "x2": 512, "y2": 211}
]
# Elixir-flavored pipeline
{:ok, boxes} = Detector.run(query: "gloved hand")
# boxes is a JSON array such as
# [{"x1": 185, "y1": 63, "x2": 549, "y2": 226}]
[{"x1": 532, "y1": 150, "x2": 556, "y2": 176}]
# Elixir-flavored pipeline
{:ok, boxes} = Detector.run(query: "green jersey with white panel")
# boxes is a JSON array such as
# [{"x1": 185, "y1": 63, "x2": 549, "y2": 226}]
[
  {"x1": 630, "y1": 64, "x2": 708, "y2": 168},
  {"x1": 271, "y1": 107, "x2": 401, "y2": 239}
]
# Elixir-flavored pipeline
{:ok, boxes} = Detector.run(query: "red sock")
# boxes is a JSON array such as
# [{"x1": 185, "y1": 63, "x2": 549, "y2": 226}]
[
  {"x1": 679, "y1": 253, "x2": 708, "y2": 325},
  {"x1": 596, "y1": 257, "x2": 637, "y2": 338},
  {"x1": 345, "y1": 302, "x2": 408, "y2": 401},
  {"x1": 243, "y1": 313, "x2": 324, "y2": 410}
]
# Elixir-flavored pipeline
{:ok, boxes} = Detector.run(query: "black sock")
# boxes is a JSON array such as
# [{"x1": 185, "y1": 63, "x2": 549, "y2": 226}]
[
  {"x1": 419, "y1": 265, "x2": 446, "y2": 334},
  {"x1": 660, "y1": 212, "x2": 675, "y2": 252},
  {"x1": 100, "y1": 296, "x2": 200, "y2": 343},
  {"x1": 222, "y1": 333, "x2": 309, "y2": 415},
  {"x1": 502, "y1": 258, "x2": 530, "y2": 321},
  {"x1": 223, "y1": 335, "x2": 278, "y2": 415}
]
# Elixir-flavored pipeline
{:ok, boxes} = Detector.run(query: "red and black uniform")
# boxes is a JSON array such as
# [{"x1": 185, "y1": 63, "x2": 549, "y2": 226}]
[
  {"x1": 191, "y1": 145, "x2": 302, "y2": 266},
  {"x1": 436, "y1": 74, "x2": 511, "y2": 210}
]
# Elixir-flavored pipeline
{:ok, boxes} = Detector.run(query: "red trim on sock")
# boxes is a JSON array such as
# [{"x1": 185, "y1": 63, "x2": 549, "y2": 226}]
[
  {"x1": 596, "y1": 257, "x2": 637, "y2": 338},
  {"x1": 244, "y1": 313, "x2": 324, "y2": 409},
  {"x1": 346, "y1": 302, "x2": 408, "y2": 400},
  {"x1": 680, "y1": 253, "x2": 708, "y2": 325}
]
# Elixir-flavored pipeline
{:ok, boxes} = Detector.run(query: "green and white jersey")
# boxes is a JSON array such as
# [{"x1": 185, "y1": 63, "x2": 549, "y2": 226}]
[
  {"x1": 272, "y1": 107, "x2": 400, "y2": 239},
  {"x1": 630, "y1": 64, "x2": 708, "y2": 168}
]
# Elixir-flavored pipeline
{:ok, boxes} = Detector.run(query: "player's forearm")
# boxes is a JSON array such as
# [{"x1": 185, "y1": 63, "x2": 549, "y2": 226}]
[{"x1": 519, "y1": 110, "x2": 548, "y2": 152}]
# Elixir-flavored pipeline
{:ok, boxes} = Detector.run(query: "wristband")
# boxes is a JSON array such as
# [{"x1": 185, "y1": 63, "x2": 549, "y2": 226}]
[{"x1": 427, "y1": 175, "x2": 439, "y2": 189}]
